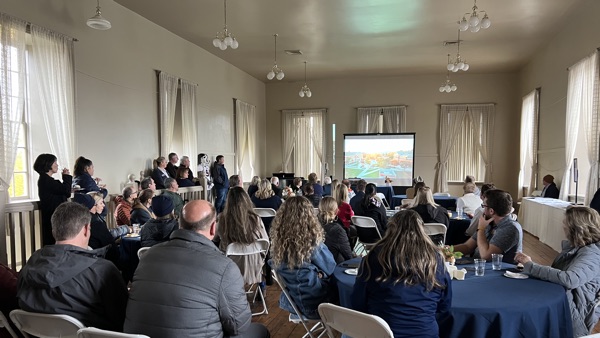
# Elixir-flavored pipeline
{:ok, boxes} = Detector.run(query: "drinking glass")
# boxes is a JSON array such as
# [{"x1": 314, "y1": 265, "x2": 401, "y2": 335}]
[
  {"x1": 132, "y1": 224, "x2": 140, "y2": 235},
  {"x1": 492, "y1": 253, "x2": 503, "y2": 270},
  {"x1": 456, "y1": 207, "x2": 463, "y2": 219},
  {"x1": 474, "y1": 259, "x2": 486, "y2": 276}
]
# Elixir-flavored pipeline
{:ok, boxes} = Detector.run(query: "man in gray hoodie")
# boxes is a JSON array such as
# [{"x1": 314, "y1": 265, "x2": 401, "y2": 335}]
[{"x1": 17, "y1": 202, "x2": 128, "y2": 331}]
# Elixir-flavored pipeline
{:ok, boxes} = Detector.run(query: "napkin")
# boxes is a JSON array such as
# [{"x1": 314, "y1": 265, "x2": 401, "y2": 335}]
[{"x1": 445, "y1": 263, "x2": 467, "y2": 280}]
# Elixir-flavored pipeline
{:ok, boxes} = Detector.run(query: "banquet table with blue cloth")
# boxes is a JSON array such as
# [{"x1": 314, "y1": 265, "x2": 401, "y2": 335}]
[
  {"x1": 333, "y1": 257, "x2": 573, "y2": 338},
  {"x1": 391, "y1": 194, "x2": 458, "y2": 210},
  {"x1": 119, "y1": 235, "x2": 141, "y2": 282}
]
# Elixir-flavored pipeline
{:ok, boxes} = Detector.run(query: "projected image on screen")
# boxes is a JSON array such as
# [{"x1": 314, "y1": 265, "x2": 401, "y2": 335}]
[{"x1": 344, "y1": 133, "x2": 415, "y2": 186}]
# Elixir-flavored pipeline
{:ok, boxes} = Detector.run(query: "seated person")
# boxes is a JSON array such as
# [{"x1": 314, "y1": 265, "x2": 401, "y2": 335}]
[
  {"x1": 251, "y1": 179, "x2": 283, "y2": 211},
  {"x1": 401, "y1": 181, "x2": 426, "y2": 208},
  {"x1": 303, "y1": 183, "x2": 321, "y2": 208},
  {"x1": 464, "y1": 175, "x2": 480, "y2": 196},
  {"x1": 515, "y1": 206, "x2": 600, "y2": 337},
  {"x1": 130, "y1": 189, "x2": 155, "y2": 225},
  {"x1": 351, "y1": 210, "x2": 451, "y2": 337},
  {"x1": 248, "y1": 176, "x2": 260, "y2": 197},
  {"x1": 306, "y1": 173, "x2": 324, "y2": 197},
  {"x1": 335, "y1": 184, "x2": 354, "y2": 229},
  {"x1": 270, "y1": 176, "x2": 283, "y2": 198},
  {"x1": 591, "y1": 187, "x2": 600, "y2": 214},
  {"x1": 162, "y1": 178, "x2": 184, "y2": 216},
  {"x1": 269, "y1": 197, "x2": 336, "y2": 319},
  {"x1": 291, "y1": 177, "x2": 303, "y2": 195},
  {"x1": 454, "y1": 190, "x2": 523, "y2": 263},
  {"x1": 175, "y1": 166, "x2": 195, "y2": 188},
  {"x1": 140, "y1": 177, "x2": 156, "y2": 191},
  {"x1": 354, "y1": 183, "x2": 388, "y2": 242},
  {"x1": 410, "y1": 187, "x2": 449, "y2": 244},
  {"x1": 465, "y1": 183, "x2": 496, "y2": 236},
  {"x1": 178, "y1": 155, "x2": 195, "y2": 181},
  {"x1": 318, "y1": 197, "x2": 353, "y2": 264},
  {"x1": 342, "y1": 179, "x2": 355, "y2": 201},
  {"x1": 0, "y1": 262, "x2": 18, "y2": 338},
  {"x1": 541, "y1": 174, "x2": 560, "y2": 199},
  {"x1": 72, "y1": 156, "x2": 108, "y2": 197},
  {"x1": 140, "y1": 195, "x2": 179, "y2": 247},
  {"x1": 456, "y1": 182, "x2": 481, "y2": 214},
  {"x1": 349, "y1": 179, "x2": 367, "y2": 212},
  {"x1": 229, "y1": 174, "x2": 243, "y2": 188},
  {"x1": 17, "y1": 202, "x2": 127, "y2": 331},
  {"x1": 322, "y1": 176, "x2": 332, "y2": 196},
  {"x1": 115, "y1": 186, "x2": 137, "y2": 226}
]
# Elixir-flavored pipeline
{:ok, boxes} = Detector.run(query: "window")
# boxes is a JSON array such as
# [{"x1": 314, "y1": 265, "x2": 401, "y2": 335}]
[
  {"x1": 8, "y1": 123, "x2": 31, "y2": 200},
  {"x1": 356, "y1": 106, "x2": 406, "y2": 133},
  {"x1": 518, "y1": 89, "x2": 540, "y2": 199},
  {"x1": 447, "y1": 114, "x2": 485, "y2": 182},
  {"x1": 282, "y1": 109, "x2": 326, "y2": 178}
]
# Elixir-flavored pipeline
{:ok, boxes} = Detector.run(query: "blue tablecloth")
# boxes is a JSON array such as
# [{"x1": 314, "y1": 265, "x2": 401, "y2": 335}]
[
  {"x1": 120, "y1": 235, "x2": 141, "y2": 282},
  {"x1": 391, "y1": 195, "x2": 458, "y2": 210},
  {"x1": 333, "y1": 258, "x2": 573, "y2": 338},
  {"x1": 447, "y1": 212, "x2": 471, "y2": 245},
  {"x1": 376, "y1": 186, "x2": 394, "y2": 205}
]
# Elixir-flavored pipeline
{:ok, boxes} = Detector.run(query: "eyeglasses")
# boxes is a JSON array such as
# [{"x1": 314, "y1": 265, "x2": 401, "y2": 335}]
[{"x1": 481, "y1": 204, "x2": 489, "y2": 208}]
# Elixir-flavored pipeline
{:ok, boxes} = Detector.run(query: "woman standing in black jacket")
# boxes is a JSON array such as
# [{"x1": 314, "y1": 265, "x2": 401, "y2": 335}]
[{"x1": 34, "y1": 154, "x2": 72, "y2": 246}]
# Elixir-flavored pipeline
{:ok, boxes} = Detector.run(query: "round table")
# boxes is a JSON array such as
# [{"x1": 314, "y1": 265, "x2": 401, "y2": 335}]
[
  {"x1": 119, "y1": 235, "x2": 141, "y2": 282},
  {"x1": 333, "y1": 258, "x2": 573, "y2": 338}
]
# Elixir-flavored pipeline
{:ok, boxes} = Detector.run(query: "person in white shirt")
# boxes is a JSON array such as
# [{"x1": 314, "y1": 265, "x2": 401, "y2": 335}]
[{"x1": 457, "y1": 182, "x2": 481, "y2": 214}]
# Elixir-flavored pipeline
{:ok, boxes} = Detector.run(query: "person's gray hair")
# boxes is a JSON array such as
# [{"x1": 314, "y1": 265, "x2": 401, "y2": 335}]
[
  {"x1": 165, "y1": 178, "x2": 177, "y2": 189},
  {"x1": 270, "y1": 176, "x2": 279, "y2": 185},
  {"x1": 141, "y1": 177, "x2": 153, "y2": 189},
  {"x1": 180, "y1": 203, "x2": 216, "y2": 231},
  {"x1": 51, "y1": 202, "x2": 91, "y2": 241},
  {"x1": 179, "y1": 156, "x2": 189, "y2": 165}
]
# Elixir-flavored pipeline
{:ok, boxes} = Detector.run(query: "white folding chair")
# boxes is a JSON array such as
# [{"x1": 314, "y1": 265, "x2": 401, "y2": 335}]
[
  {"x1": 351, "y1": 216, "x2": 382, "y2": 255},
  {"x1": 253, "y1": 208, "x2": 277, "y2": 217},
  {"x1": 137, "y1": 247, "x2": 150, "y2": 259},
  {"x1": 423, "y1": 223, "x2": 447, "y2": 245},
  {"x1": 77, "y1": 327, "x2": 149, "y2": 338},
  {"x1": 271, "y1": 271, "x2": 326, "y2": 338},
  {"x1": 226, "y1": 239, "x2": 270, "y2": 316},
  {"x1": 0, "y1": 311, "x2": 18, "y2": 338},
  {"x1": 318, "y1": 303, "x2": 393, "y2": 338},
  {"x1": 433, "y1": 192, "x2": 451, "y2": 197},
  {"x1": 10, "y1": 309, "x2": 85, "y2": 338},
  {"x1": 375, "y1": 193, "x2": 390, "y2": 209}
]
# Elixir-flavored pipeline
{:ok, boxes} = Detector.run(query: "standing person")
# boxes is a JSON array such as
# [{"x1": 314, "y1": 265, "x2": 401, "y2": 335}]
[
  {"x1": 269, "y1": 196, "x2": 337, "y2": 319},
  {"x1": 124, "y1": 200, "x2": 270, "y2": 338},
  {"x1": 219, "y1": 187, "x2": 269, "y2": 285},
  {"x1": 318, "y1": 197, "x2": 353, "y2": 264},
  {"x1": 351, "y1": 210, "x2": 452, "y2": 337},
  {"x1": 72, "y1": 156, "x2": 107, "y2": 197},
  {"x1": 179, "y1": 155, "x2": 195, "y2": 181},
  {"x1": 151, "y1": 156, "x2": 170, "y2": 190},
  {"x1": 211, "y1": 155, "x2": 229, "y2": 213},
  {"x1": 17, "y1": 202, "x2": 128, "y2": 331},
  {"x1": 166, "y1": 152, "x2": 179, "y2": 178},
  {"x1": 34, "y1": 154, "x2": 72, "y2": 246},
  {"x1": 541, "y1": 174, "x2": 560, "y2": 199},
  {"x1": 515, "y1": 206, "x2": 600, "y2": 337}
]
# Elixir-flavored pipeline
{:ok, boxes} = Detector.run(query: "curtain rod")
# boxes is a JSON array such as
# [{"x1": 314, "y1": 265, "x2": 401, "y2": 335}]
[
  {"x1": 0, "y1": 12, "x2": 79, "y2": 42},
  {"x1": 279, "y1": 108, "x2": 328, "y2": 112},
  {"x1": 355, "y1": 104, "x2": 408, "y2": 109},
  {"x1": 154, "y1": 70, "x2": 198, "y2": 86},
  {"x1": 439, "y1": 102, "x2": 496, "y2": 106},
  {"x1": 566, "y1": 48, "x2": 600, "y2": 71}
]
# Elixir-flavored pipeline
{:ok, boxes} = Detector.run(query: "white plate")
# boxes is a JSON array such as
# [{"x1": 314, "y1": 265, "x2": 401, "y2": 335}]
[
  {"x1": 125, "y1": 233, "x2": 140, "y2": 238},
  {"x1": 344, "y1": 268, "x2": 358, "y2": 276},
  {"x1": 503, "y1": 271, "x2": 528, "y2": 279}
]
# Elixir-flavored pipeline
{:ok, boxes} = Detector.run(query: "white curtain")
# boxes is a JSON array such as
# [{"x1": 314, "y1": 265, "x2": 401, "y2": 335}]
[
  {"x1": 382, "y1": 106, "x2": 407, "y2": 133},
  {"x1": 0, "y1": 14, "x2": 27, "y2": 189},
  {"x1": 235, "y1": 99, "x2": 256, "y2": 180},
  {"x1": 180, "y1": 80, "x2": 198, "y2": 170},
  {"x1": 357, "y1": 107, "x2": 380, "y2": 133},
  {"x1": 436, "y1": 105, "x2": 467, "y2": 192},
  {"x1": 30, "y1": 26, "x2": 76, "y2": 173},
  {"x1": 581, "y1": 51, "x2": 600, "y2": 204},
  {"x1": 561, "y1": 52, "x2": 598, "y2": 200},
  {"x1": 158, "y1": 72, "x2": 179, "y2": 157},
  {"x1": 518, "y1": 89, "x2": 540, "y2": 199},
  {"x1": 282, "y1": 109, "x2": 326, "y2": 178},
  {"x1": 467, "y1": 104, "x2": 495, "y2": 183}
]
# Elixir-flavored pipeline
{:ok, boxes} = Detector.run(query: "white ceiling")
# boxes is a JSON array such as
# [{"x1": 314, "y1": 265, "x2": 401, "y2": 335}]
[{"x1": 113, "y1": 0, "x2": 584, "y2": 82}]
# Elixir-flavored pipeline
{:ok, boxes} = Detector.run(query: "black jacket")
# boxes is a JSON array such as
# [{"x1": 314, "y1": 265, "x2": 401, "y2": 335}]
[
  {"x1": 349, "y1": 191, "x2": 365, "y2": 213},
  {"x1": 166, "y1": 162, "x2": 178, "y2": 179},
  {"x1": 411, "y1": 204, "x2": 450, "y2": 227},
  {"x1": 89, "y1": 214, "x2": 120, "y2": 266},
  {"x1": 151, "y1": 168, "x2": 169, "y2": 190},
  {"x1": 354, "y1": 198, "x2": 388, "y2": 242},
  {"x1": 323, "y1": 221, "x2": 353, "y2": 264},
  {"x1": 543, "y1": 182, "x2": 560, "y2": 199},
  {"x1": 211, "y1": 162, "x2": 229, "y2": 189},
  {"x1": 38, "y1": 173, "x2": 72, "y2": 246},
  {"x1": 140, "y1": 218, "x2": 179, "y2": 247},
  {"x1": 124, "y1": 229, "x2": 252, "y2": 337},
  {"x1": 17, "y1": 245, "x2": 128, "y2": 331}
]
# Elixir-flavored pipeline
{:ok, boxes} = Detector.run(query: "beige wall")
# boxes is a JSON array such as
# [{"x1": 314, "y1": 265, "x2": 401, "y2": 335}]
[
  {"x1": 519, "y1": 0, "x2": 600, "y2": 194},
  {"x1": 1, "y1": 0, "x2": 266, "y2": 194},
  {"x1": 265, "y1": 73, "x2": 520, "y2": 197}
]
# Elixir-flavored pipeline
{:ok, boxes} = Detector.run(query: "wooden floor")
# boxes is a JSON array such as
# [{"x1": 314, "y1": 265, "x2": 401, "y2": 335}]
[{"x1": 252, "y1": 231, "x2": 600, "y2": 337}]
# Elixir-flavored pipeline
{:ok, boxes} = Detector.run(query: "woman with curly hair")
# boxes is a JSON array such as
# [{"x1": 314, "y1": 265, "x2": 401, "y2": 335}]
[
  {"x1": 352, "y1": 209, "x2": 452, "y2": 337},
  {"x1": 515, "y1": 206, "x2": 600, "y2": 337},
  {"x1": 318, "y1": 197, "x2": 353, "y2": 264},
  {"x1": 219, "y1": 187, "x2": 268, "y2": 285},
  {"x1": 270, "y1": 196, "x2": 336, "y2": 319}
]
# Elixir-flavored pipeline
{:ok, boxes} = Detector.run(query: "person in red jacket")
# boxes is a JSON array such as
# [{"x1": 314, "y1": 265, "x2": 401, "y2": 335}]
[{"x1": 115, "y1": 186, "x2": 137, "y2": 226}]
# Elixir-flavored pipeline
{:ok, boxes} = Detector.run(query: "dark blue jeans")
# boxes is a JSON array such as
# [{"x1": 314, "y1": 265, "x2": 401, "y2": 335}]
[{"x1": 215, "y1": 187, "x2": 228, "y2": 213}]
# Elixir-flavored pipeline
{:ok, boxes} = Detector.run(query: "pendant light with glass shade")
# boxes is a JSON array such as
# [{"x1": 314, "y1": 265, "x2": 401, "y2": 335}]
[
  {"x1": 439, "y1": 55, "x2": 458, "y2": 93},
  {"x1": 447, "y1": 30, "x2": 469, "y2": 72},
  {"x1": 87, "y1": 0, "x2": 111, "y2": 30},
  {"x1": 266, "y1": 34, "x2": 284, "y2": 80},
  {"x1": 299, "y1": 61, "x2": 312, "y2": 98},
  {"x1": 458, "y1": 0, "x2": 491, "y2": 33},
  {"x1": 212, "y1": 0, "x2": 239, "y2": 50}
]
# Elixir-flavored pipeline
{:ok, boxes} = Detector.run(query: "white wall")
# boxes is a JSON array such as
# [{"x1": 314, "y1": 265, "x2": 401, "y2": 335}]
[
  {"x1": 1, "y1": 0, "x2": 266, "y2": 194},
  {"x1": 265, "y1": 72, "x2": 520, "y2": 197},
  {"x1": 519, "y1": 0, "x2": 600, "y2": 195}
]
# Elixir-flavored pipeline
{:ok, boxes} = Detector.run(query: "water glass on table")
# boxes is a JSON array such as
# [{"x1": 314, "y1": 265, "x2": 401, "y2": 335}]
[
  {"x1": 491, "y1": 253, "x2": 503, "y2": 270},
  {"x1": 132, "y1": 224, "x2": 140, "y2": 235},
  {"x1": 456, "y1": 207, "x2": 463, "y2": 219},
  {"x1": 474, "y1": 258, "x2": 486, "y2": 276}
]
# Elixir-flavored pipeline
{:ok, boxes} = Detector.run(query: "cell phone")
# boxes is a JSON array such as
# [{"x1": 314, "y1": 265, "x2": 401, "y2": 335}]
[{"x1": 341, "y1": 262, "x2": 359, "y2": 268}]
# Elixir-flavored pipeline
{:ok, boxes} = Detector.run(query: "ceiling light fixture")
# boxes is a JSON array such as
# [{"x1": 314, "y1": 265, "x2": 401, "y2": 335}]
[
  {"x1": 212, "y1": 0, "x2": 238, "y2": 50},
  {"x1": 447, "y1": 30, "x2": 469, "y2": 72},
  {"x1": 459, "y1": 0, "x2": 491, "y2": 33},
  {"x1": 299, "y1": 61, "x2": 312, "y2": 98},
  {"x1": 267, "y1": 34, "x2": 284, "y2": 80},
  {"x1": 86, "y1": 0, "x2": 111, "y2": 30},
  {"x1": 439, "y1": 56, "x2": 458, "y2": 93}
]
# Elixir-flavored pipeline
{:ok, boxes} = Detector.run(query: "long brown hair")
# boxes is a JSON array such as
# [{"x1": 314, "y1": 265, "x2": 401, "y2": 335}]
[
  {"x1": 219, "y1": 187, "x2": 261, "y2": 245},
  {"x1": 360, "y1": 209, "x2": 445, "y2": 291},
  {"x1": 270, "y1": 196, "x2": 324, "y2": 268}
]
